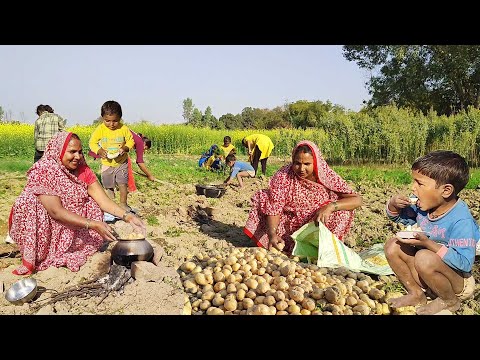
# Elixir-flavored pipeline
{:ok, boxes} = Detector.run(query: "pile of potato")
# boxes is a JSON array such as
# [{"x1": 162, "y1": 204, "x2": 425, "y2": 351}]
[{"x1": 179, "y1": 247, "x2": 414, "y2": 315}]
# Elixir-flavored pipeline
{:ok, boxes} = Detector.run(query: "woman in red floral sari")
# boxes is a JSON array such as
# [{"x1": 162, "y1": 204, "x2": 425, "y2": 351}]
[
  {"x1": 244, "y1": 140, "x2": 362, "y2": 255},
  {"x1": 8, "y1": 131, "x2": 145, "y2": 275}
]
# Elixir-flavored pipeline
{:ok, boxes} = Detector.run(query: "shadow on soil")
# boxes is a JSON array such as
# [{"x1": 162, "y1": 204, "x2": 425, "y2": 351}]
[{"x1": 199, "y1": 218, "x2": 254, "y2": 248}]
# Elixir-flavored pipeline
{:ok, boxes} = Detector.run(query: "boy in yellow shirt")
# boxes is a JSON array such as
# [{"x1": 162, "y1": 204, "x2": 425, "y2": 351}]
[{"x1": 89, "y1": 100, "x2": 135, "y2": 211}]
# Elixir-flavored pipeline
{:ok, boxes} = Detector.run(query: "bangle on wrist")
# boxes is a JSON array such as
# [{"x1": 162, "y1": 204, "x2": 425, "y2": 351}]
[
  {"x1": 85, "y1": 219, "x2": 91, "y2": 230},
  {"x1": 122, "y1": 210, "x2": 134, "y2": 221},
  {"x1": 332, "y1": 201, "x2": 338, "y2": 211},
  {"x1": 268, "y1": 226, "x2": 277, "y2": 234}
]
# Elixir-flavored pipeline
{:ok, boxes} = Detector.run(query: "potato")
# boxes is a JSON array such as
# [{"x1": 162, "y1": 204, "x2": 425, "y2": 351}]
[
  {"x1": 242, "y1": 298, "x2": 254, "y2": 309},
  {"x1": 236, "y1": 289, "x2": 246, "y2": 301},
  {"x1": 206, "y1": 307, "x2": 224, "y2": 315},
  {"x1": 201, "y1": 291, "x2": 215, "y2": 301},
  {"x1": 352, "y1": 304, "x2": 370, "y2": 315},
  {"x1": 213, "y1": 272, "x2": 226, "y2": 282},
  {"x1": 345, "y1": 296, "x2": 358, "y2": 307},
  {"x1": 276, "y1": 300, "x2": 288, "y2": 311},
  {"x1": 273, "y1": 291, "x2": 286, "y2": 302},
  {"x1": 212, "y1": 296, "x2": 225, "y2": 306},
  {"x1": 301, "y1": 298, "x2": 316, "y2": 311},
  {"x1": 213, "y1": 282, "x2": 226, "y2": 293},
  {"x1": 245, "y1": 278, "x2": 258, "y2": 290},
  {"x1": 368, "y1": 288, "x2": 386, "y2": 301},
  {"x1": 199, "y1": 300, "x2": 211, "y2": 311},
  {"x1": 254, "y1": 295, "x2": 265, "y2": 305},
  {"x1": 224, "y1": 298, "x2": 238, "y2": 312},
  {"x1": 181, "y1": 261, "x2": 197, "y2": 272},
  {"x1": 226, "y1": 274, "x2": 236, "y2": 284},
  {"x1": 324, "y1": 286, "x2": 342, "y2": 305},
  {"x1": 264, "y1": 295, "x2": 276, "y2": 306},
  {"x1": 226, "y1": 283, "x2": 237, "y2": 294},
  {"x1": 288, "y1": 287, "x2": 304, "y2": 303},
  {"x1": 311, "y1": 288, "x2": 324, "y2": 300},
  {"x1": 256, "y1": 282, "x2": 270, "y2": 295},
  {"x1": 287, "y1": 304, "x2": 301, "y2": 314}
]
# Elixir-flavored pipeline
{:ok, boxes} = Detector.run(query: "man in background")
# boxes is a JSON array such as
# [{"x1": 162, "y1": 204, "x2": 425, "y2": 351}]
[{"x1": 34, "y1": 104, "x2": 66, "y2": 162}]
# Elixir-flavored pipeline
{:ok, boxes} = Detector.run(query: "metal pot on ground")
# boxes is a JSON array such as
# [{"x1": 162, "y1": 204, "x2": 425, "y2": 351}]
[{"x1": 111, "y1": 238, "x2": 154, "y2": 268}]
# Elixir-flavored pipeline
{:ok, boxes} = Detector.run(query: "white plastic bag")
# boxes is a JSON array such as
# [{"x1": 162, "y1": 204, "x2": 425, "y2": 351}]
[{"x1": 291, "y1": 222, "x2": 393, "y2": 276}]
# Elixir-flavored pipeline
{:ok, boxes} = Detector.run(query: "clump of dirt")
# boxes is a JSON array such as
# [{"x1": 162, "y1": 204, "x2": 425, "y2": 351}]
[{"x1": 0, "y1": 173, "x2": 479, "y2": 315}]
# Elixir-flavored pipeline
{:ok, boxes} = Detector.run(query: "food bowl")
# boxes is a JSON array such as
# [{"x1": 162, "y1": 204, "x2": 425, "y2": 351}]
[{"x1": 5, "y1": 278, "x2": 38, "y2": 305}]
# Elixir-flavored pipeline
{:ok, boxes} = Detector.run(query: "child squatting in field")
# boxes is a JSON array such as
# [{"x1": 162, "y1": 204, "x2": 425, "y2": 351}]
[
  {"x1": 384, "y1": 150, "x2": 479, "y2": 315},
  {"x1": 224, "y1": 154, "x2": 255, "y2": 188}
]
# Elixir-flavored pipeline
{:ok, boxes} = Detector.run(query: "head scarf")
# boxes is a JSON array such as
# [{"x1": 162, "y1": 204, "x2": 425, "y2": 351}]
[
  {"x1": 9, "y1": 131, "x2": 103, "y2": 275},
  {"x1": 289, "y1": 140, "x2": 353, "y2": 196},
  {"x1": 27, "y1": 131, "x2": 88, "y2": 196}
]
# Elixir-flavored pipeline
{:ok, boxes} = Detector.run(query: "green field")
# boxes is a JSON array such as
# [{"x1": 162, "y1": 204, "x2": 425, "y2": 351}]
[{"x1": 4, "y1": 152, "x2": 480, "y2": 190}]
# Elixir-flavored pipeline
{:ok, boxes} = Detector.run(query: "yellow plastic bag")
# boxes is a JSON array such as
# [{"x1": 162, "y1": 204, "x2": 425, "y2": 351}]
[{"x1": 291, "y1": 222, "x2": 393, "y2": 276}]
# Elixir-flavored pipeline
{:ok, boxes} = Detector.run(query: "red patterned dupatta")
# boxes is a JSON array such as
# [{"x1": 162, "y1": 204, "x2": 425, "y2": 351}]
[
  {"x1": 244, "y1": 140, "x2": 356, "y2": 254},
  {"x1": 9, "y1": 131, "x2": 104, "y2": 275}
]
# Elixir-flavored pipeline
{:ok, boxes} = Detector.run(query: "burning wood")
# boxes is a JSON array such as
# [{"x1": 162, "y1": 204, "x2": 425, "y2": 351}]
[{"x1": 31, "y1": 264, "x2": 133, "y2": 310}]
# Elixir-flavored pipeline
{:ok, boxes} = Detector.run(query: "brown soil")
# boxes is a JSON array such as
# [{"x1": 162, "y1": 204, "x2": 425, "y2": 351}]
[{"x1": 1, "y1": 172, "x2": 479, "y2": 315}]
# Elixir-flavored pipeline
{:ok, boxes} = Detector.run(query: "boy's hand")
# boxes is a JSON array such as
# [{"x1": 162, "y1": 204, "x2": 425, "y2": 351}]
[
  {"x1": 97, "y1": 148, "x2": 107, "y2": 159},
  {"x1": 388, "y1": 194, "x2": 411, "y2": 211}
]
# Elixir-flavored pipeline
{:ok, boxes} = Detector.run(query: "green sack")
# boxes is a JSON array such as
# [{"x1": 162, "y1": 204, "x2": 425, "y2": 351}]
[{"x1": 291, "y1": 222, "x2": 393, "y2": 276}]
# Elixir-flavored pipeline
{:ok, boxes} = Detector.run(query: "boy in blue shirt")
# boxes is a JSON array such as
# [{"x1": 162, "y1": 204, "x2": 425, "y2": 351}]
[
  {"x1": 224, "y1": 154, "x2": 255, "y2": 188},
  {"x1": 385, "y1": 150, "x2": 479, "y2": 315}
]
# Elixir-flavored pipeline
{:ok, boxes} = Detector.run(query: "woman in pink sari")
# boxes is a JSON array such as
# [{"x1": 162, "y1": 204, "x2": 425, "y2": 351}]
[
  {"x1": 8, "y1": 131, "x2": 145, "y2": 275},
  {"x1": 244, "y1": 140, "x2": 362, "y2": 254}
]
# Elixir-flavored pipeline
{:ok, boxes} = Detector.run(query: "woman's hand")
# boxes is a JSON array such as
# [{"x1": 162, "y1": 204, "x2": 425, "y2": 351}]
[
  {"x1": 91, "y1": 220, "x2": 117, "y2": 242},
  {"x1": 268, "y1": 233, "x2": 285, "y2": 252},
  {"x1": 125, "y1": 213, "x2": 146, "y2": 235},
  {"x1": 314, "y1": 203, "x2": 335, "y2": 226}
]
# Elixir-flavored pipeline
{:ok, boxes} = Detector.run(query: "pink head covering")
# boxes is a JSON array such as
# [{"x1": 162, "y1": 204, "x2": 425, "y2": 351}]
[
  {"x1": 29, "y1": 131, "x2": 87, "y2": 189},
  {"x1": 290, "y1": 140, "x2": 353, "y2": 196}
]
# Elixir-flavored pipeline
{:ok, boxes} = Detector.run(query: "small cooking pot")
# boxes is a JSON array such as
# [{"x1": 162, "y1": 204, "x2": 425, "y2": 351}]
[{"x1": 111, "y1": 238, "x2": 154, "y2": 268}]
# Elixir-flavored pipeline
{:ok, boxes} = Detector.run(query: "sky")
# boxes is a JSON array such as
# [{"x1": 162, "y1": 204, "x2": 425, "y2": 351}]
[{"x1": 0, "y1": 45, "x2": 371, "y2": 125}]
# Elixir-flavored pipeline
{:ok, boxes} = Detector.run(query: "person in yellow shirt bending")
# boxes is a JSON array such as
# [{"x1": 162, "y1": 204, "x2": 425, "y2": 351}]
[
  {"x1": 89, "y1": 100, "x2": 135, "y2": 212},
  {"x1": 242, "y1": 134, "x2": 274, "y2": 177}
]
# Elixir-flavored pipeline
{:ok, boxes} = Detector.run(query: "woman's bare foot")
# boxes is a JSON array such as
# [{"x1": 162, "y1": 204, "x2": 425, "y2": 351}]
[
  {"x1": 416, "y1": 297, "x2": 460, "y2": 315},
  {"x1": 388, "y1": 293, "x2": 427, "y2": 309}
]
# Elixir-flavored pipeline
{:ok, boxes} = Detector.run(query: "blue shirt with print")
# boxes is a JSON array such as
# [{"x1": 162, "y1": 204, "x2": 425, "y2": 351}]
[
  {"x1": 386, "y1": 199, "x2": 479, "y2": 273},
  {"x1": 230, "y1": 161, "x2": 254, "y2": 179}
]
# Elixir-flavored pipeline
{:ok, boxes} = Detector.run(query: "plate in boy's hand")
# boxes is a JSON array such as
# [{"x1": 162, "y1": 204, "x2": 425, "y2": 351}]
[
  {"x1": 107, "y1": 152, "x2": 120, "y2": 159},
  {"x1": 396, "y1": 230, "x2": 427, "y2": 239}
]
